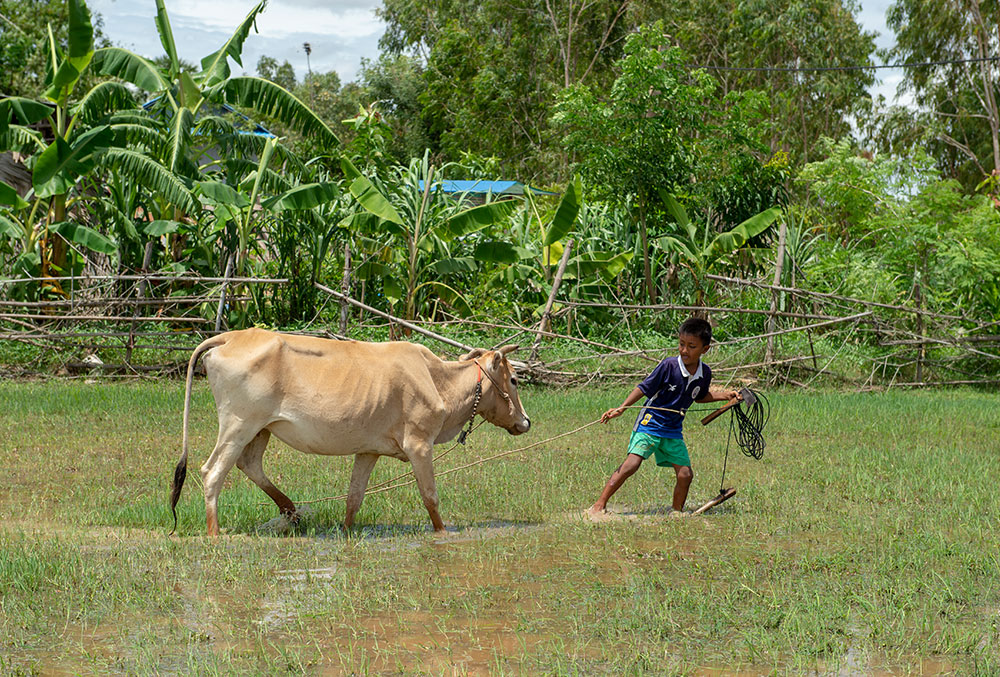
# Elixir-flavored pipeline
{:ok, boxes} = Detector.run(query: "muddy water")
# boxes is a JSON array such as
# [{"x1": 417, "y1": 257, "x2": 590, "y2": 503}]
[{"x1": 4, "y1": 516, "x2": 964, "y2": 675}]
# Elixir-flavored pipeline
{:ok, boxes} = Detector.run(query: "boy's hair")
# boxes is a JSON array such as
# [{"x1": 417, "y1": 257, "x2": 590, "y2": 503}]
[{"x1": 679, "y1": 317, "x2": 712, "y2": 345}]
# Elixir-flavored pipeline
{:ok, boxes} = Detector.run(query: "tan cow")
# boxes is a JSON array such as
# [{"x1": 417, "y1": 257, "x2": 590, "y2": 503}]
[{"x1": 170, "y1": 328, "x2": 531, "y2": 536}]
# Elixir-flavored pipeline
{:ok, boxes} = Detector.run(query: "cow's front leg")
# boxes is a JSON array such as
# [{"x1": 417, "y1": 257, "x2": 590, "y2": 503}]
[
  {"x1": 344, "y1": 453, "x2": 378, "y2": 530},
  {"x1": 408, "y1": 445, "x2": 446, "y2": 532}
]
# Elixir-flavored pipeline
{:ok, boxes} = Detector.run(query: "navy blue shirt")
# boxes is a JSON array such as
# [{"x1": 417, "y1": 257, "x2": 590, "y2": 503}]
[{"x1": 633, "y1": 356, "x2": 713, "y2": 439}]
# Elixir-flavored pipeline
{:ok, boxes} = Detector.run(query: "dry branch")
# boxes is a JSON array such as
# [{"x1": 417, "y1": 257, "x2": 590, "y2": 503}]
[
  {"x1": 713, "y1": 311, "x2": 872, "y2": 346},
  {"x1": 0, "y1": 312, "x2": 209, "y2": 323},
  {"x1": 315, "y1": 283, "x2": 476, "y2": 353},
  {"x1": 706, "y1": 273, "x2": 971, "y2": 323}
]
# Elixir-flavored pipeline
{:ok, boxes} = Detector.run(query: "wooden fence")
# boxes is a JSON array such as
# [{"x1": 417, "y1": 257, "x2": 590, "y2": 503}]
[{"x1": 0, "y1": 272, "x2": 997, "y2": 389}]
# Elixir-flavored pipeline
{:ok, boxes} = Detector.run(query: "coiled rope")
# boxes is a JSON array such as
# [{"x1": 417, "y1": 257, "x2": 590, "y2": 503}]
[{"x1": 718, "y1": 388, "x2": 769, "y2": 492}]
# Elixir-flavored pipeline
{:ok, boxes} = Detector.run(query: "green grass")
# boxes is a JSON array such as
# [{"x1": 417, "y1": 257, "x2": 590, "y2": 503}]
[{"x1": 1, "y1": 380, "x2": 998, "y2": 674}]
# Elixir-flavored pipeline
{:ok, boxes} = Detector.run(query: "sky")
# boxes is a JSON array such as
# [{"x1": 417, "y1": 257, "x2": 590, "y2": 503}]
[{"x1": 89, "y1": 0, "x2": 906, "y2": 103}]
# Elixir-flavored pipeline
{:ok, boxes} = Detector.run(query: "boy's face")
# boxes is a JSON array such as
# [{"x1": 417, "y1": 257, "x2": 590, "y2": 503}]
[{"x1": 677, "y1": 332, "x2": 710, "y2": 369}]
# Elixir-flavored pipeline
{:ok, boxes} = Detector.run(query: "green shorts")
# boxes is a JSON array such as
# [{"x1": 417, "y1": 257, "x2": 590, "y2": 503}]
[{"x1": 627, "y1": 431, "x2": 690, "y2": 468}]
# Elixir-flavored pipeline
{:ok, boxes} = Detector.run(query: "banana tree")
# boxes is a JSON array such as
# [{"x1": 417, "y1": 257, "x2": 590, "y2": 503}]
[
  {"x1": 91, "y1": 0, "x2": 337, "y2": 179},
  {"x1": 342, "y1": 153, "x2": 517, "y2": 321},
  {"x1": 476, "y1": 177, "x2": 633, "y2": 316},
  {"x1": 657, "y1": 190, "x2": 782, "y2": 305},
  {"x1": 0, "y1": 0, "x2": 198, "y2": 297}
]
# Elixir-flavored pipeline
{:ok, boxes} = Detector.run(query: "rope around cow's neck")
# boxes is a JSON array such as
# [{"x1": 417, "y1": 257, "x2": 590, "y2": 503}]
[{"x1": 290, "y1": 404, "x2": 695, "y2": 507}]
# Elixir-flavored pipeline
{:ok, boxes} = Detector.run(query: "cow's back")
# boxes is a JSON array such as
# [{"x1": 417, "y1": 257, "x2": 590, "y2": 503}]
[{"x1": 202, "y1": 329, "x2": 446, "y2": 457}]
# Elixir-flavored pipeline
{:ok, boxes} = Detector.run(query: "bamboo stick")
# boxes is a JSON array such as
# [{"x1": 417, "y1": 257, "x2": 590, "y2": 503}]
[
  {"x1": 314, "y1": 283, "x2": 476, "y2": 353},
  {"x1": 706, "y1": 273, "x2": 971, "y2": 323},
  {"x1": 0, "y1": 296, "x2": 244, "y2": 308},
  {"x1": 531, "y1": 239, "x2": 573, "y2": 362},
  {"x1": 714, "y1": 311, "x2": 872, "y2": 346},
  {"x1": 0, "y1": 313, "x2": 209, "y2": 323},
  {"x1": 0, "y1": 274, "x2": 287, "y2": 285},
  {"x1": 556, "y1": 300, "x2": 836, "y2": 321}
]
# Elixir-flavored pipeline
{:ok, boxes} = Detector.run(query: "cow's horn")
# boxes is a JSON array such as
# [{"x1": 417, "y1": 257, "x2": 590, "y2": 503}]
[
  {"x1": 460, "y1": 348, "x2": 486, "y2": 362},
  {"x1": 497, "y1": 345, "x2": 520, "y2": 356}
]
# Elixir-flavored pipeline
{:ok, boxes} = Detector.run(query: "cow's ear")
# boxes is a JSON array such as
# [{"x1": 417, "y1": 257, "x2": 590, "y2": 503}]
[
  {"x1": 488, "y1": 352, "x2": 502, "y2": 372},
  {"x1": 459, "y1": 348, "x2": 486, "y2": 362}
]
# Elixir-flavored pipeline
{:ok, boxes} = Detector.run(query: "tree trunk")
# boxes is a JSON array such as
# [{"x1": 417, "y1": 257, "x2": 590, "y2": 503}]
[
  {"x1": 765, "y1": 216, "x2": 788, "y2": 366},
  {"x1": 530, "y1": 238, "x2": 574, "y2": 362},
  {"x1": 339, "y1": 242, "x2": 352, "y2": 336},
  {"x1": 638, "y1": 200, "x2": 656, "y2": 303}
]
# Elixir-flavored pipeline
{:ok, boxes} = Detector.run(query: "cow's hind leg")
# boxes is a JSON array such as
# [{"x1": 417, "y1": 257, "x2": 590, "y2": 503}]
[
  {"x1": 236, "y1": 429, "x2": 297, "y2": 521},
  {"x1": 201, "y1": 419, "x2": 262, "y2": 536},
  {"x1": 344, "y1": 453, "x2": 378, "y2": 530},
  {"x1": 409, "y1": 447, "x2": 446, "y2": 533}
]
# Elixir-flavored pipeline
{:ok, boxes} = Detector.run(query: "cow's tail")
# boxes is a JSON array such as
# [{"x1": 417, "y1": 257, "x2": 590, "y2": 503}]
[{"x1": 170, "y1": 334, "x2": 228, "y2": 535}]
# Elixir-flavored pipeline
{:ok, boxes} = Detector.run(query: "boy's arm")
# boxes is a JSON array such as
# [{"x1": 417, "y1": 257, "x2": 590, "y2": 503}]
[
  {"x1": 695, "y1": 387, "x2": 740, "y2": 404},
  {"x1": 601, "y1": 387, "x2": 645, "y2": 423}
]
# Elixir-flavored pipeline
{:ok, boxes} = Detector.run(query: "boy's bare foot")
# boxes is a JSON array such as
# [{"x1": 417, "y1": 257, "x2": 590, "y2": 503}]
[
  {"x1": 669, "y1": 509, "x2": 690, "y2": 518},
  {"x1": 585, "y1": 505, "x2": 612, "y2": 522}
]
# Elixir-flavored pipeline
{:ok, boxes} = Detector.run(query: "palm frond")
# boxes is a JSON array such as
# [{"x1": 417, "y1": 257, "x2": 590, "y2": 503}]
[
  {"x1": 220, "y1": 77, "x2": 338, "y2": 149},
  {"x1": 164, "y1": 107, "x2": 197, "y2": 178},
  {"x1": 0, "y1": 125, "x2": 46, "y2": 153},
  {"x1": 110, "y1": 122, "x2": 160, "y2": 150},
  {"x1": 100, "y1": 148, "x2": 199, "y2": 214},
  {"x1": 71, "y1": 81, "x2": 136, "y2": 127},
  {"x1": 92, "y1": 47, "x2": 169, "y2": 92},
  {"x1": 198, "y1": 1, "x2": 266, "y2": 88}
]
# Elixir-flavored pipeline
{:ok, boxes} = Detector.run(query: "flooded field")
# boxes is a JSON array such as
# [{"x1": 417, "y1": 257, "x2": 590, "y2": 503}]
[{"x1": 1, "y1": 381, "x2": 998, "y2": 674}]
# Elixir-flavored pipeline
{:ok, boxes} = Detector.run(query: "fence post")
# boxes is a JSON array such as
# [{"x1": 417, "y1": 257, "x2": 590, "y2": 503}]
[
  {"x1": 765, "y1": 217, "x2": 788, "y2": 367},
  {"x1": 215, "y1": 255, "x2": 234, "y2": 333},
  {"x1": 125, "y1": 240, "x2": 155, "y2": 365},
  {"x1": 530, "y1": 239, "x2": 573, "y2": 363},
  {"x1": 338, "y1": 242, "x2": 351, "y2": 337}
]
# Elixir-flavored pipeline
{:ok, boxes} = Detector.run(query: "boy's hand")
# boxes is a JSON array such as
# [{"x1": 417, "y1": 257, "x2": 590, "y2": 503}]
[
  {"x1": 728, "y1": 390, "x2": 742, "y2": 401},
  {"x1": 601, "y1": 406, "x2": 625, "y2": 423}
]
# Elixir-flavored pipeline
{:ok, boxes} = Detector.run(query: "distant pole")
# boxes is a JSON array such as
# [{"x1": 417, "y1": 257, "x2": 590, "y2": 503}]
[{"x1": 303, "y1": 42, "x2": 312, "y2": 75}]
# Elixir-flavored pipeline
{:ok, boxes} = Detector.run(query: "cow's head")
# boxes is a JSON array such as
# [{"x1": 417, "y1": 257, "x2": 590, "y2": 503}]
[{"x1": 459, "y1": 345, "x2": 531, "y2": 435}]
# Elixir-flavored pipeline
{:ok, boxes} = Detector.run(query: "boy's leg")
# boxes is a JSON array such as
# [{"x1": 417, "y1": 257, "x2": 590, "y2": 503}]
[
  {"x1": 671, "y1": 464, "x2": 694, "y2": 511},
  {"x1": 588, "y1": 453, "x2": 644, "y2": 514}
]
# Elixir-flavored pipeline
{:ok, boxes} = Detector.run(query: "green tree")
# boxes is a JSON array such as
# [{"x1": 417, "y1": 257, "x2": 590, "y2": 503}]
[
  {"x1": 379, "y1": 0, "x2": 633, "y2": 178},
  {"x1": 554, "y1": 23, "x2": 780, "y2": 302},
  {"x1": 256, "y1": 55, "x2": 296, "y2": 91},
  {"x1": 873, "y1": 0, "x2": 1000, "y2": 191},
  {"x1": 647, "y1": 0, "x2": 877, "y2": 163},
  {"x1": 0, "y1": 0, "x2": 109, "y2": 97}
]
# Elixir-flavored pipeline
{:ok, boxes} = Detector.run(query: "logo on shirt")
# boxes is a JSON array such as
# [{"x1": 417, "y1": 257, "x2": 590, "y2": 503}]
[
  {"x1": 667, "y1": 384, "x2": 677, "y2": 392},
  {"x1": 690, "y1": 385, "x2": 701, "y2": 400}
]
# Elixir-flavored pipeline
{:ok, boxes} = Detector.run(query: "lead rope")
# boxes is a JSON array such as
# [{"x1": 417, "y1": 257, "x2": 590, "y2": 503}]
[
  {"x1": 457, "y1": 363, "x2": 483, "y2": 445},
  {"x1": 291, "y1": 404, "x2": 704, "y2": 507}
]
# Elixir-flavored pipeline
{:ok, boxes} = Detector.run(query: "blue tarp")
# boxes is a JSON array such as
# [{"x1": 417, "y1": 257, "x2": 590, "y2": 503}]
[{"x1": 417, "y1": 180, "x2": 558, "y2": 196}]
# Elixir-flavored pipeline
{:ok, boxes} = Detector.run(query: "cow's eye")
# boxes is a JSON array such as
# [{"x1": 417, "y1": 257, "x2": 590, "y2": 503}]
[{"x1": 511, "y1": 377, "x2": 518, "y2": 386}]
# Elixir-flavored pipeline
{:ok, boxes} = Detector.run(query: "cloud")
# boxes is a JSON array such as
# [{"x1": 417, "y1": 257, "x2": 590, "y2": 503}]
[
  {"x1": 89, "y1": 0, "x2": 384, "y2": 81},
  {"x1": 169, "y1": 0, "x2": 382, "y2": 40}
]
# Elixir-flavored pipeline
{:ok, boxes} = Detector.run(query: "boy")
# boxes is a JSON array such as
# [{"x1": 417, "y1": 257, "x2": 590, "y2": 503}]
[{"x1": 587, "y1": 317, "x2": 739, "y2": 517}]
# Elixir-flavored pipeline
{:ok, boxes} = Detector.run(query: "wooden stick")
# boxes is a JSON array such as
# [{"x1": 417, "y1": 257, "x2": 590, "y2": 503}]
[
  {"x1": 0, "y1": 296, "x2": 244, "y2": 308},
  {"x1": 530, "y1": 239, "x2": 573, "y2": 362},
  {"x1": 765, "y1": 216, "x2": 788, "y2": 365},
  {"x1": 0, "y1": 312, "x2": 209, "y2": 323},
  {"x1": 706, "y1": 273, "x2": 971, "y2": 323},
  {"x1": 0, "y1": 274, "x2": 288, "y2": 285},
  {"x1": 693, "y1": 488, "x2": 737, "y2": 515},
  {"x1": 714, "y1": 311, "x2": 872, "y2": 346},
  {"x1": 556, "y1": 300, "x2": 836, "y2": 321},
  {"x1": 314, "y1": 283, "x2": 476, "y2": 353}
]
